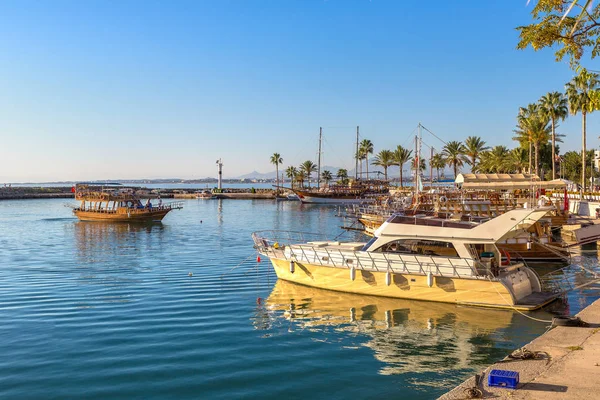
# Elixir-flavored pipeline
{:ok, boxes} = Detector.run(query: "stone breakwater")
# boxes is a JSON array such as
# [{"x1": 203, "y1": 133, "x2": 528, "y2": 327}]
[
  {"x1": 439, "y1": 298, "x2": 600, "y2": 399},
  {"x1": 0, "y1": 187, "x2": 279, "y2": 200}
]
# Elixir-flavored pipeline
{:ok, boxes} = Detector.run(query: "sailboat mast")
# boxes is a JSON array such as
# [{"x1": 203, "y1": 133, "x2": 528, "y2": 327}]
[
  {"x1": 430, "y1": 146, "x2": 434, "y2": 187},
  {"x1": 318, "y1": 127, "x2": 322, "y2": 190},
  {"x1": 355, "y1": 126, "x2": 359, "y2": 181},
  {"x1": 414, "y1": 132, "x2": 419, "y2": 199}
]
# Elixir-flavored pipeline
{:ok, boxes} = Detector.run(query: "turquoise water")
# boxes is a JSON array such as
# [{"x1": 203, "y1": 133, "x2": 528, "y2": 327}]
[{"x1": 0, "y1": 199, "x2": 598, "y2": 399}]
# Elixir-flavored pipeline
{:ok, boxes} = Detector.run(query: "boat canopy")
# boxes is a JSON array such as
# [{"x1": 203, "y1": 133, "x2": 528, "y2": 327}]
[{"x1": 455, "y1": 173, "x2": 566, "y2": 190}]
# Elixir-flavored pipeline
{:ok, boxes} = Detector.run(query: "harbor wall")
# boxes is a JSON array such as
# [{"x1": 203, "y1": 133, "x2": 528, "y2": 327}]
[
  {"x1": 0, "y1": 187, "x2": 279, "y2": 201},
  {"x1": 439, "y1": 299, "x2": 600, "y2": 399}
]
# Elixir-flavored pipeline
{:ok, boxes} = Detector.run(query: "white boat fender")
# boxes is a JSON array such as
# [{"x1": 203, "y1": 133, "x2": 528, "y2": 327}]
[
  {"x1": 290, "y1": 261, "x2": 295, "y2": 274},
  {"x1": 385, "y1": 271, "x2": 392, "y2": 286},
  {"x1": 350, "y1": 267, "x2": 356, "y2": 281},
  {"x1": 439, "y1": 196, "x2": 448, "y2": 204},
  {"x1": 427, "y1": 271, "x2": 434, "y2": 287}
]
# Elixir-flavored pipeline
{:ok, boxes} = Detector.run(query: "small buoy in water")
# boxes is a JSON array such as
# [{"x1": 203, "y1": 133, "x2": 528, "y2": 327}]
[
  {"x1": 200, "y1": 220, "x2": 203, "y2": 223},
  {"x1": 188, "y1": 272, "x2": 193, "y2": 277},
  {"x1": 257, "y1": 297, "x2": 262, "y2": 305},
  {"x1": 256, "y1": 256, "x2": 261, "y2": 263}
]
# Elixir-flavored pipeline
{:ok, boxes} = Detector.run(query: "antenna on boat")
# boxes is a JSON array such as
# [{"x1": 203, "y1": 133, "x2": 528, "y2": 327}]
[
  {"x1": 318, "y1": 127, "x2": 322, "y2": 190},
  {"x1": 216, "y1": 158, "x2": 223, "y2": 190},
  {"x1": 355, "y1": 126, "x2": 359, "y2": 181}
]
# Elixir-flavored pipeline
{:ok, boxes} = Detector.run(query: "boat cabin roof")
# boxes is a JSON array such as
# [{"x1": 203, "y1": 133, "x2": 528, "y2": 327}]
[{"x1": 386, "y1": 214, "x2": 478, "y2": 230}]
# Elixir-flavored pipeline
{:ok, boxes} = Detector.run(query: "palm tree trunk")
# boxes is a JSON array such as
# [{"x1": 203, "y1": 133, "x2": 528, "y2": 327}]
[
  {"x1": 365, "y1": 158, "x2": 369, "y2": 179},
  {"x1": 400, "y1": 164, "x2": 403, "y2": 188},
  {"x1": 534, "y1": 143, "x2": 539, "y2": 178},
  {"x1": 436, "y1": 167, "x2": 440, "y2": 181},
  {"x1": 384, "y1": 166, "x2": 388, "y2": 181},
  {"x1": 471, "y1": 156, "x2": 476, "y2": 173},
  {"x1": 453, "y1": 162, "x2": 458, "y2": 179},
  {"x1": 551, "y1": 117, "x2": 556, "y2": 180},
  {"x1": 275, "y1": 165, "x2": 279, "y2": 196},
  {"x1": 582, "y1": 111, "x2": 587, "y2": 192},
  {"x1": 528, "y1": 138, "x2": 532, "y2": 174}
]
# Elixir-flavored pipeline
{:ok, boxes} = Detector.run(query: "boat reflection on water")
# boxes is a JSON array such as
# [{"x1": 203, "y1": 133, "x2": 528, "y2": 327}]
[
  {"x1": 258, "y1": 280, "x2": 560, "y2": 379},
  {"x1": 73, "y1": 221, "x2": 166, "y2": 305}
]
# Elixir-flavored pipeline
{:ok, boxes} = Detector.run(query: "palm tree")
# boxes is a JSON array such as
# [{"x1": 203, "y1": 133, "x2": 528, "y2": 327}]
[
  {"x1": 321, "y1": 170, "x2": 333, "y2": 187},
  {"x1": 430, "y1": 153, "x2": 445, "y2": 181},
  {"x1": 506, "y1": 148, "x2": 529, "y2": 174},
  {"x1": 336, "y1": 168, "x2": 349, "y2": 185},
  {"x1": 285, "y1": 166, "x2": 297, "y2": 189},
  {"x1": 442, "y1": 141, "x2": 468, "y2": 179},
  {"x1": 359, "y1": 139, "x2": 374, "y2": 179},
  {"x1": 464, "y1": 136, "x2": 489, "y2": 172},
  {"x1": 270, "y1": 153, "x2": 283, "y2": 195},
  {"x1": 539, "y1": 92, "x2": 568, "y2": 180},
  {"x1": 513, "y1": 113, "x2": 552, "y2": 177},
  {"x1": 477, "y1": 146, "x2": 510, "y2": 173},
  {"x1": 300, "y1": 160, "x2": 317, "y2": 188},
  {"x1": 371, "y1": 149, "x2": 394, "y2": 180},
  {"x1": 514, "y1": 103, "x2": 540, "y2": 174},
  {"x1": 566, "y1": 68, "x2": 599, "y2": 191},
  {"x1": 393, "y1": 145, "x2": 413, "y2": 188},
  {"x1": 295, "y1": 170, "x2": 306, "y2": 188}
]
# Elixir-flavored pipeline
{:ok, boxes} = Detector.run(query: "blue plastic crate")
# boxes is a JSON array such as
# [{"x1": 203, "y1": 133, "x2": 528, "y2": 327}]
[{"x1": 488, "y1": 369, "x2": 519, "y2": 389}]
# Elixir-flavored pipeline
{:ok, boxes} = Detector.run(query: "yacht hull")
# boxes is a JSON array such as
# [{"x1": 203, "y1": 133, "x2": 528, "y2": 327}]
[{"x1": 268, "y1": 257, "x2": 554, "y2": 310}]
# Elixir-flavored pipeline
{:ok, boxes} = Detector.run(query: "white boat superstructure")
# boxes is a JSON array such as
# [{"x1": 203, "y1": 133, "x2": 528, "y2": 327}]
[{"x1": 253, "y1": 207, "x2": 561, "y2": 310}]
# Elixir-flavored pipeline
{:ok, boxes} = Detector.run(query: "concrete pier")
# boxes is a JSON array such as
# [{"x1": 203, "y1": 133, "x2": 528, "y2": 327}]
[{"x1": 439, "y1": 299, "x2": 600, "y2": 399}]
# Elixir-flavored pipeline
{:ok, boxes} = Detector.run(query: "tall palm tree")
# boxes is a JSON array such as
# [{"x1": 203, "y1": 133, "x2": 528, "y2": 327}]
[
  {"x1": 393, "y1": 145, "x2": 413, "y2": 188},
  {"x1": 295, "y1": 170, "x2": 306, "y2": 188},
  {"x1": 506, "y1": 148, "x2": 529, "y2": 174},
  {"x1": 566, "y1": 68, "x2": 599, "y2": 191},
  {"x1": 300, "y1": 160, "x2": 317, "y2": 188},
  {"x1": 477, "y1": 146, "x2": 510, "y2": 173},
  {"x1": 464, "y1": 136, "x2": 489, "y2": 172},
  {"x1": 539, "y1": 92, "x2": 568, "y2": 180},
  {"x1": 270, "y1": 153, "x2": 283, "y2": 195},
  {"x1": 442, "y1": 141, "x2": 468, "y2": 179},
  {"x1": 430, "y1": 153, "x2": 445, "y2": 181},
  {"x1": 371, "y1": 149, "x2": 394, "y2": 180},
  {"x1": 513, "y1": 114, "x2": 552, "y2": 177},
  {"x1": 285, "y1": 166, "x2": 297, "y2": 189},
  {"x1": 515, "y1": 103, "x2": 541, "y2": 174},
  {"x1": 359, "y1": 139, "x2": 374, "y2": 179},
  {"x1": 336, "y1": 168, "x2": 349, "y2": 185},
  {"x1": 321, "y1": 170, "x2": 333, "y2": 187}
]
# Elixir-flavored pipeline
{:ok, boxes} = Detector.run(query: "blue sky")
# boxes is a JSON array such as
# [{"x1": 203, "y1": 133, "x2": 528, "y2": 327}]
[{"x1": 0, "y1": 0, "x2": 597, "y2": 182}]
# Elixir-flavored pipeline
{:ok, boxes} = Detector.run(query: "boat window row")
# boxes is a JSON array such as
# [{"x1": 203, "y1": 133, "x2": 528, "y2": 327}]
[{"x1": 374, "y1": 239, "x2": 459, "y2": 258}]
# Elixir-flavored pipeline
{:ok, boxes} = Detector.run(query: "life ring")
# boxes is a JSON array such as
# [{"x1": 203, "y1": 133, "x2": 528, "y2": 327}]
[{"x1": 439, "y1": 195, "x2": 448, "y2": 204}]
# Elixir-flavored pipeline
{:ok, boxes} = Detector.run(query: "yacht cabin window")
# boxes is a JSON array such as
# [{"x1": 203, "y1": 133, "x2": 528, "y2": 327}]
[{"x1": 374, "y1": 239, "x2": 459, "y2": 258}]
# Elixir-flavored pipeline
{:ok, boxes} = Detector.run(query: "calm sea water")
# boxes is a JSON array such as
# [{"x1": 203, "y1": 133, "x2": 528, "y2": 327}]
[{"x1": 0, "y1": 199, "x2": 599, "y2": 399}]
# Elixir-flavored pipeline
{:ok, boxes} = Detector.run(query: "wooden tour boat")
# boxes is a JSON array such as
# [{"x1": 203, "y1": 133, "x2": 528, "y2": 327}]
[{"x1": 73, "y1": 184, "x2": 183, "y2": 222}]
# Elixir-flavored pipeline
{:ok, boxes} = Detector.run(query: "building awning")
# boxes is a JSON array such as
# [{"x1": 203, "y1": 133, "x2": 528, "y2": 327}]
[{"x1": 460, "y1": 179, "x2": 566, "y2": 190}]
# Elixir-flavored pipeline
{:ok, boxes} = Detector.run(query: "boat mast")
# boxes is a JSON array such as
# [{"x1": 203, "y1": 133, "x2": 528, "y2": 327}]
[
  {"x1": 414, "y1": 132, "x2": 419, "y2": 199},
  {"x1": 430, "y1": 146, "x2": 434, "y2": 188},
  {"x1": 318, "y1": 127, "x2": 322, "y2": 190},
  {"x1": 355, "y1": 126, "x2": 359, "y2": 181}
]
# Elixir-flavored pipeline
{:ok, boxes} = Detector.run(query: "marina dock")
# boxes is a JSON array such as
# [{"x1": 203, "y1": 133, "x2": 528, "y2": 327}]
[
  {"x1": 439, "y1": 299, "x2": 600, "y2": 399},
  {"x1": 0, "y1": 187, "x2": 279, "y2": 200}
]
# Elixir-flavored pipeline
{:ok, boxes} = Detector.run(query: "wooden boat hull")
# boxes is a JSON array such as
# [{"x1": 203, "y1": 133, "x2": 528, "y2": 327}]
[
  {"x1": 268, "y1": 257, "x2": 554, "y2": 310},
  {"x1": 74, "y1": 208, "x2": 172, "y2": 222}
]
